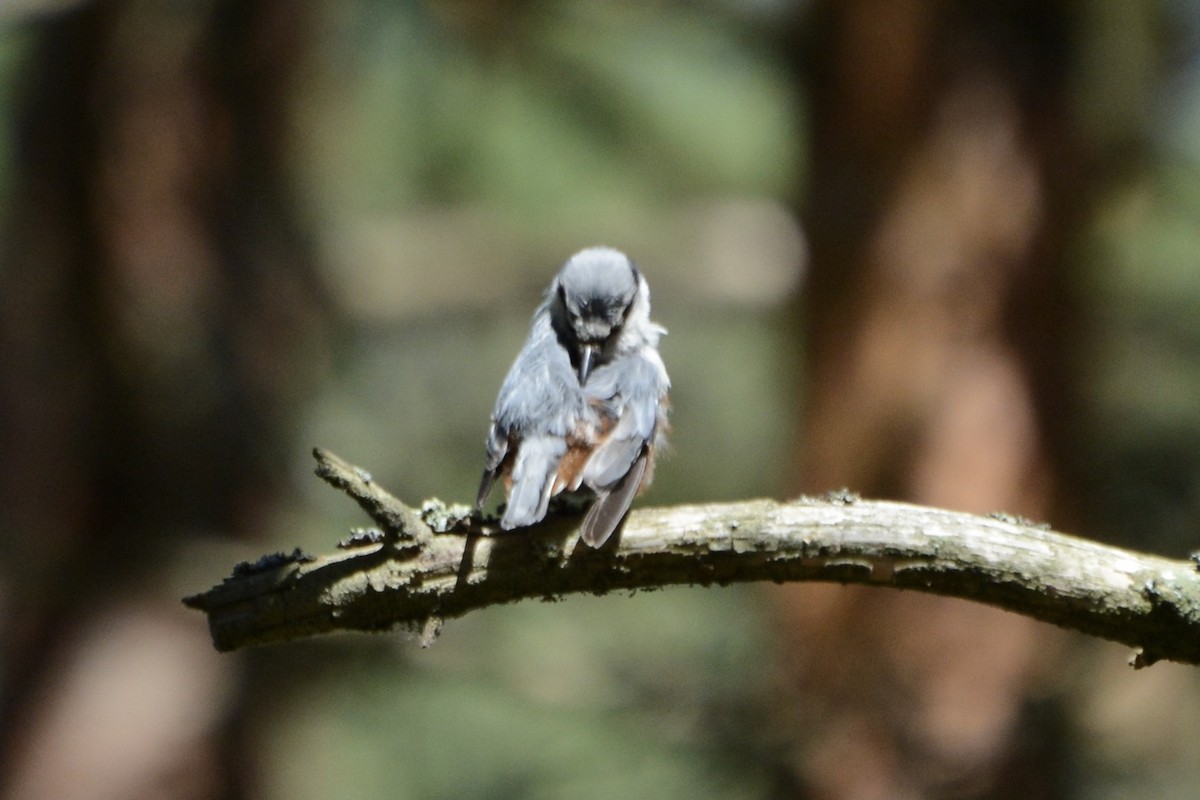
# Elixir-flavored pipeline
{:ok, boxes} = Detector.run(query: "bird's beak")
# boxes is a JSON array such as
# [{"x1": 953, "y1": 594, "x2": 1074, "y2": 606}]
[{"x1": 578, "y1": 343, "x2": 597, "y2": 383}]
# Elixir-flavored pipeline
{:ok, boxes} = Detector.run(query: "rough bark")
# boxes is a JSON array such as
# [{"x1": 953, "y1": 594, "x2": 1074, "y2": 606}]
[{"x1": 181, "y1": 449, "x2": 1200, "y2": 668}]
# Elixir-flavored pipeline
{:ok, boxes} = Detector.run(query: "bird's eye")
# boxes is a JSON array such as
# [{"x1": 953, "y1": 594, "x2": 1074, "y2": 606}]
[{"x1": 615, "y1": 296, "x2": 633, "y2": 323}]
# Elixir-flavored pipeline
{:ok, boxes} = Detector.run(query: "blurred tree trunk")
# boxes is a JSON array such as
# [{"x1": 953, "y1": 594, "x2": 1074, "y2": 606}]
[
  {"x1": 780, "y1": 1, "x2": 1085, "y2": 797},
  {"x1": 0, "y1": 2, "x2": 324, "y2": 797}
]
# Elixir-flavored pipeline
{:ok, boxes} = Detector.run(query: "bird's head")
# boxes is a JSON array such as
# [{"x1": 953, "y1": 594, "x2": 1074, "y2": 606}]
[{"x1": 552, "y1": 247, "x2": 642, "y2": 382}]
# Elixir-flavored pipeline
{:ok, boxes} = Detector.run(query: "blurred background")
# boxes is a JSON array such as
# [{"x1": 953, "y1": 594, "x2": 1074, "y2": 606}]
[{"x1": 1, "y1": 1, "x2": 1200, "y2": 798}]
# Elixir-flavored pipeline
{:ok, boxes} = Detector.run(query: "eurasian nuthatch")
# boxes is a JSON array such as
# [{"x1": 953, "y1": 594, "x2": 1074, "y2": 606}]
[{"x1": 476, "y1": 247, "x2": 670, "y2": 546}]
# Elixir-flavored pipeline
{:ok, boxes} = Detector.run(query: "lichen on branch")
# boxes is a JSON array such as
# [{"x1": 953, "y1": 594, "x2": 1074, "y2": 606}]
[{"x1": 183, "y1": 448, "x2": 1200, "y2": 668}]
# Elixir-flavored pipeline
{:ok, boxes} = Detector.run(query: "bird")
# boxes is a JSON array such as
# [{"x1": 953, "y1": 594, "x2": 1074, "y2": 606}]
[{"x1": 476, "y1": 246, "x2": 670, "y2": 547}]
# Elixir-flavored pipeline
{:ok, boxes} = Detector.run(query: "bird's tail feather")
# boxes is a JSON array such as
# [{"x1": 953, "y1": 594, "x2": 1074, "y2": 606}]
[
  {"x1": 580, "y1": 451, "x2": 647, "y2": 547},
  {"x1": 501, "y1": 438, "x2": 564, "y2": 529}
]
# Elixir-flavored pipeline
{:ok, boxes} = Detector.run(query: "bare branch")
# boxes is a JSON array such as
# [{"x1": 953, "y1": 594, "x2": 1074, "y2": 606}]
[{"x1": 183, "y1": 449, "x2": 1200, "y2": 667}]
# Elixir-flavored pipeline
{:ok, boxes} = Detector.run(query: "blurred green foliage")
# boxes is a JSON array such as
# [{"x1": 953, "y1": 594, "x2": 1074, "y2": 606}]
[
  {"x1": 1072, "y1": 156, "x2": 1200, "y2": 553},
  {"x1": 296, "y1": 2, "x2": 801, "y2": 224},
  {"x1": 260, "y1": 588, "x2": 775, "y2": 800}
]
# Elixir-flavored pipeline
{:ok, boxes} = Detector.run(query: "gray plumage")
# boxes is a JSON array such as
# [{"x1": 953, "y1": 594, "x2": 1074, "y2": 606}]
[{"x1": 476, "y1": 247, "x2": 670, "y2": 547}]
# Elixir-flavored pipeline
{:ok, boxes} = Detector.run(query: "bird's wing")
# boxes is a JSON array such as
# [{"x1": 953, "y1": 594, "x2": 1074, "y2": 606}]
[
  {"x1": 581, "y1": 350, "x2": 665, "y2": 489},
  {"x1": 580, "y1": 447, "x2": 648, "y2": 547},
  {"x1": 476, "y1": 422, "x2": 510, "y2": 509},
  {"x1": 479, "y1": 309, "x2": 585, "y2": 521},
  {"x1": 575, "y1": 349, "x2": 668, "y2": 547}
]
